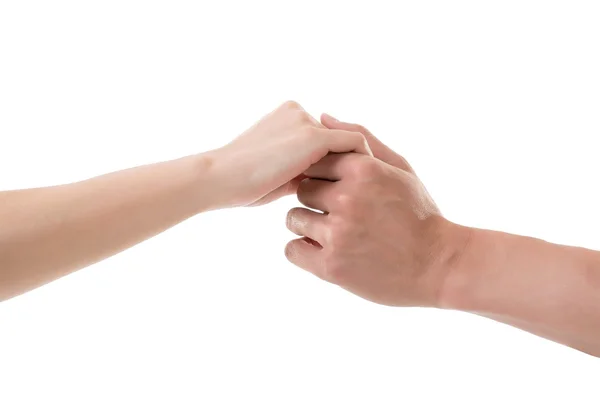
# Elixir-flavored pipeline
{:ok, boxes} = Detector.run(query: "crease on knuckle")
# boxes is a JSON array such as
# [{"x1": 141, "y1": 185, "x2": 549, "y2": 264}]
[{"x1": 334, "y1": 191, "x2": 357, "y2": 212}]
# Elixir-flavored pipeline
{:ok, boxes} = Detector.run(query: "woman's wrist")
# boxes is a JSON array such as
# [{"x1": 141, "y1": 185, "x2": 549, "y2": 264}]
[
  {"x1": 185, "y1": 150, "x2": 231, "y2": 213},
  {"x1": 188, "y1": 146, "x2": 253, "y2": 212}
]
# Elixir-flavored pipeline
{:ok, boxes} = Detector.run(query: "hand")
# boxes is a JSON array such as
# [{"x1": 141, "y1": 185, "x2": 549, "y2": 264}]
[
  {"x1": 208, "y1": 102, "x2": 372, "y2": 208},
  {"x1": 284, "y1": 115, "x2": 471, "y2": 307}
]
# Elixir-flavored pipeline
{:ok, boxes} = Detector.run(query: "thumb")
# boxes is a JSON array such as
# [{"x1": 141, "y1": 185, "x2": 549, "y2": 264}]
[
  {"x1": 320, "y1": 113, "x2": 414, "y2": 172},
  {"x1": 246, "y1": 174, "x2": 305, "y2": 207}
]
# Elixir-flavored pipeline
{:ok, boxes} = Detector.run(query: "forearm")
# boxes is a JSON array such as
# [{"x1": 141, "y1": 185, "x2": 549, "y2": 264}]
[
  {"x1": 0, "y1": 102, "x2": 368, "y2": 301},
  {"x1": 442, "y1": 226, "x2": 600, "y2": 356},
  {"x1": 0, "y1": 153, "x2": 219, "y2": 301}
]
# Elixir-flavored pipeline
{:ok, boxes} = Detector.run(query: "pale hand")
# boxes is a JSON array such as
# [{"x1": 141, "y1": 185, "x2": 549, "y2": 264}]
[{"x1": 208, "y1": 102, "x2": 372, "y2": 208}]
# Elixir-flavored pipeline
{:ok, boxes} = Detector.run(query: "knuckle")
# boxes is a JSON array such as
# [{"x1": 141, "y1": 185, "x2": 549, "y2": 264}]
[
  {"x1": 361, "y1": 135, "x2": 371, "y2": 153},
  {"x1": 282, "y1": 100, "x2": 302, "y2": 110},
  {"x1": 333, "y1": 191, "x2": 357, "y2": 211},
  {"x1": 352, "y1": 156, "x2": 380, "y2": 179},
  {"x1": 300, "y1": 125, "x2": 318, "y2": 139},
  {"x1": 296, "y1": 191, "x2": 308, "y2": 207},
  {"x1": 296, "y1": 178, "x2": 312, "y2": 198},
  {"x1": 353, "y1": 133, "x2": 371, "y2": 155},
  {"x1": 322, "y1": 224, "x2": 334, "y2": 244},
  {"x1": 348, "y1": 131, "x2": 362, "y2": 144},
  {"x1": 297, "y1": 111, "x2": 313, "y2": 125}
]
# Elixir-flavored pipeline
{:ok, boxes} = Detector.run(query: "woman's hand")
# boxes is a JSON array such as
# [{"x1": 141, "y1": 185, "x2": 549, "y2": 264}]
[
  {"x1": 208, "y1": 101, "x2": 372, "y2": 208},
  {"x1": 0, "y1": 101, "x2": 369, "y2": 300}
]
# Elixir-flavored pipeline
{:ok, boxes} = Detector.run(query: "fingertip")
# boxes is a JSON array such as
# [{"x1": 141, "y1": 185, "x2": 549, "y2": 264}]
[
  {"x1": 320, "y1": 113, "x2": 338, "y2": 128},
  {"x1": 284, "y1": 239, "x2": 298, "y2": 260},
  {"x1": 357, "y1": 132, "x2": 374, "y2": 157},
  {"x1": 284, "y1": 237, "x2": 319, "y2": 264}
]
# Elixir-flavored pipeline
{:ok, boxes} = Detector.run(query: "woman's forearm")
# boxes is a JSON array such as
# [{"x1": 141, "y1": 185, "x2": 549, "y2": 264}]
[
  {"x1": 443, "y1": 227, "x2": 600, "y2": 356},
  {"x1": 0, "y1": 101, "x2": 372, "y2": 301},
  {"x1": 0, "y1": 153, "x2": 218, "y2": 301}
]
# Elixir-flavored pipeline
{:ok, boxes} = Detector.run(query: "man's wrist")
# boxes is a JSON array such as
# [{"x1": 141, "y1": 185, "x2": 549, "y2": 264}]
[
  {"x1": 437, "y1": 226, "x2": 539, "y2": 313},
  {"x1": 436, "y1": 223, "x2": 480, "y2": 311}
]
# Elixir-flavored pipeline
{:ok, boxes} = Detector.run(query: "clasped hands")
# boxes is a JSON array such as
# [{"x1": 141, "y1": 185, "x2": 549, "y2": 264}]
[
  {"x1": 3, "y1": 99, "x2": 596, "y2": 355},
  {"x1": 208, "y1": 101, "x2": 471, "y2": 308}
]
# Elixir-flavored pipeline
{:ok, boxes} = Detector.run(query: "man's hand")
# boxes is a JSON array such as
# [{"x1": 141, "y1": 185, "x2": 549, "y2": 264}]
[
  {"x1": 285, "y1": 115, "x2": 600, "y2": 357},
  {"x1": 209, "y1": 102, "x2": 372, "y2": 208},
  {"x1": 284, "y1": 116, "x2": 470, "y2": 307}
]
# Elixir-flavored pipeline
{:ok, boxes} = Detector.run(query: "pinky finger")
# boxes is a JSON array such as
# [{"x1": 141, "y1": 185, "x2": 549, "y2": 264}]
[{"x1": 284, "y1": 238, "x2": 325, "y2": 279}]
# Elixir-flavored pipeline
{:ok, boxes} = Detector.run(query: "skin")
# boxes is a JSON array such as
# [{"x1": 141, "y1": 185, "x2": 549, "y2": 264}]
[
  {"x1": 285, "y1": 114, "x2": 600, "y2": 357},
  {"x1": 0, "y1": 101, "x2": 371, "y2": 301},
  {"x1": 2, "y1": 101, "x2": 598, "y2": 357}
]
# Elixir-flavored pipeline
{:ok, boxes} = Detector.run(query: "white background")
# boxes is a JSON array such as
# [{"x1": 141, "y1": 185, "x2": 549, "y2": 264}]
[{"x1": 1, "y1": 1, "x2": 599, "y2": 398}]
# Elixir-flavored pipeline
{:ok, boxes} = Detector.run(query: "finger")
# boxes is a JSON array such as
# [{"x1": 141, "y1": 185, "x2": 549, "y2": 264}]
[
  {"x1": 320, "y1": 113, "x2": 414, "y2": 172},
  {"x1": 321, "y1": 113, "x2": 385, "y2": 153},
  {"x1": 297, "y1": 178, "x2": 338, "y2": 212},
  {"x1": 248, "y1": 174, "x2": 306, "y2": 207},
  {"x1": 316, "y1": 128, "x2": 373, "y2": 157},
  {"x1": 303, "y1": 153, "x2": 362, "y2": 181},
  {"x1": 284, "y1": 237, "x2": 325, "y2": 279},
  {"x1": 286, "y1": 207, "x2": 328, "y2": 244}
]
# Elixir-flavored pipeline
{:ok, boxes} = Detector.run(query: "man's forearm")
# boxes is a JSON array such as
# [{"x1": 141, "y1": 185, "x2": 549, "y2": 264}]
[
  {"x1": 442, "y1": 226, "x2": 600, "y2": 356},
  {"x1": 0, "y1": 153, "x2": 218, "y2": 301}
]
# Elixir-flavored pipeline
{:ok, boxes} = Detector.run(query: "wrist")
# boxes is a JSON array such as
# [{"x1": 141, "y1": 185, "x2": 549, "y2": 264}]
[
  {"x1": 435, "y1": 222, "x2": 478, "y2": 310},
  {"x1": 437, "y1": 226, "x2": 515, "y2": 313},
  {"x1": 185, "y1": 150, "x2": 233, "y2": 212},
  {"x1": 190, "y1": 146, "x2": 251, "y2": 211}
]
